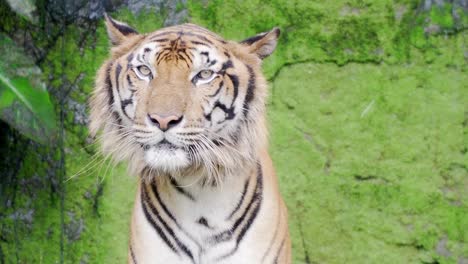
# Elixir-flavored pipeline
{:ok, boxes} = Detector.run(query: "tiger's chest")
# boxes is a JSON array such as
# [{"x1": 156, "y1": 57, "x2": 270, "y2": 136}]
[
  {"x1": 131, "y1": 169, "x2": 268, "y2": 264},
  {"x1": 163, "y1": 175, "x2": 255, "y2": 242}
]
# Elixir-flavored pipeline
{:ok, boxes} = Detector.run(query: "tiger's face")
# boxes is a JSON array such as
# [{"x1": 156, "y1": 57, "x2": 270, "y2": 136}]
[{"x1": 90, "y1": 15, "x2": 279, "y2": 177}]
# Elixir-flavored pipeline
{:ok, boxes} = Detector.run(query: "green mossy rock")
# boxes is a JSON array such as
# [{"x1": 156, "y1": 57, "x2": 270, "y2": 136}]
[{"x1": 270, "y1": 62, "x2": 467, "y2": 263}]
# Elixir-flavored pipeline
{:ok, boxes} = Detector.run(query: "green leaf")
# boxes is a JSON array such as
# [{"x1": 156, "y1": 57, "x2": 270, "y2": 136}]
[
  {"x1": 0, "y1": 87, "x2": 15, "y2": 110},
  {"x1": 0, "y1": 34, "x2": 57, "y2": 144}
]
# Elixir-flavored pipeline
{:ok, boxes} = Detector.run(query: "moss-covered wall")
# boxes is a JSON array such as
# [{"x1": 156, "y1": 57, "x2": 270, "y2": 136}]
[{"x1": 0, "y1": 0, "x2": 466, "y2": 263}]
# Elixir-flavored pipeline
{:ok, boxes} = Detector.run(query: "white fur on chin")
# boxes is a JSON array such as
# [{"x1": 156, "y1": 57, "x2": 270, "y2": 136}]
[{"x1": 144, "y1": 146, "x2": 190, "y2": 171}]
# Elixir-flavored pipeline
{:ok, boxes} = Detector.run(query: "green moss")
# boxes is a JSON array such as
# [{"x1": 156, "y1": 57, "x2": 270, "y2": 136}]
[
  {"x1": 189, "y1": 0, "x2": 466, "y2": 74},
  {"x1": 1, "y1": 129, "x2": 137, "y2": 263},
  {"x1": 429, "y1": 4, "x2": 454, "y2": 29},
  {"x1": 269, "y1": 63, "x2": 467, "y2": 263},
  {"x1": 326, "y1": 18, "x2": 382, "y2": 65}
]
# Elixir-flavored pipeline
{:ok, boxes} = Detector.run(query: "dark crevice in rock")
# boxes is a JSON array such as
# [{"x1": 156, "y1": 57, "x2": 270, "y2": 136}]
[
  {"x1": 295, "y1": 126, "x2": 332, "y2": 175},
  {"x1": 268, "y1": 58, "x2": 381, "y2": 83},
  {"x1": 353, "y1": 174, "x2": 390, "y2": 184},
  {"x1": 353, "y1": 174, "x2": 378, "y2": 181},
  {"x1": 92, "y1": 181, "x2": 105, "y2": 216},
  {"x1": 296, "y1": 202, "x2": 312, "y2": 264}
]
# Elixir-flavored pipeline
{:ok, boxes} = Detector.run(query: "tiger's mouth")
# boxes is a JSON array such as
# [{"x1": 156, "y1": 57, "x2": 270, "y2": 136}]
[
  {"x1": 142, "y1": 138, "x2": 191, "y2": 171},
  {"x1": 141, "y1": 140, "x2": 179, "y2": 151},
  {"x1": 155, "y1": 139, "x2": 179, "y2": 149}
]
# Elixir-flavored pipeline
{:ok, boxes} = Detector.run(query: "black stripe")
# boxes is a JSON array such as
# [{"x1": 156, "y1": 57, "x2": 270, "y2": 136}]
[
  {"x1": 211, "y1": 138, "x2": 224, "y2": 147},
  {"x1": 150, "y1": 31, "x2": 215, "y2": 44},
  {"x1": 178, "y1": 50, "x2": 193, "y2": 64},
  {"x1": 105, "y1": 62, "x2": 114, "y2": 105},
  {"x1": 233, "y1": 164, "x2": 263, "y2": 244},
  {"x1": 156, "y1": 50, "x2": 171, "y2": 64},
  {"x1": 115, "y1": 64, "x2": 122, "y2": 94},
  {"x1": 109, "y1": 19, "x2": 138, "y2": 36},
  {"x1": 141, "y1": 186, "x2": 178, "y2": 254},
  {"x1": 115, "y1": 63, "x2": 134, "y2": 120},
  {"x1": 121, "y1": 99, "x2": 133, "y2": 109},
  {"x1": 150, "y1": 182, "x2": 181, "y2": 223},
  {"x1": 227, "y1": 74, "x2": 239, "y2": 107},
  {"x1": 240, "y1": 32, "x2": 267, "y2": 45},
  {"x1": 208, "y1": 81, "x2": 224, "y2": 97},
  {"x1": 197, "y1": 217, "x2": 212, "y2": 229},
  {"x1": 126, "y1": 53, "x2": 134, "y2": 63},
  {"x1": 150, "y1": 182, "x2": 195, "y2": 263},
  {"x1": 227, "y1": 178, "x2": 250, "y2": 220},
  {"x1": 243, "y1": 65, "x2": 256, "y2": 116},
  {"x1": 211, "y1": 229, "x2": 232, "y2": 243},
  {"x1": 129, "y1": 244, "x2": 137, "y2": 264},
  {"x1": 220, "y1": 60, "x2": 233, "y2": 74},
  {"x1": 210, "y1": 101, "x2": 236, "y2": 121},
  {"x1": 177, "y1": 51, "x2": 192, "y2": 68},
  {"x1": 156, "y1": 50, "x2": 165, "y2": 64},
  {"x1": 208, "y1": 59, "x2": 217, "y2": 66},
  {"x1": 170, "y1": 178, "x2": 195, "y2": 201},
  {"x1": 204, "y1": 69, "x2": 239, "y2": 122},
  {"x1": 190, "y1": 40, "x2": 211, "y2": 47},
  {"x1": 214, "y1": 164, "x2": 263, "y2": 259},
  {"x1": 127, "y1": 75, "x2": 133, "y2": 87},
  {"x1": 152, "y1": 38, "x2": 171, "y2": 42}
]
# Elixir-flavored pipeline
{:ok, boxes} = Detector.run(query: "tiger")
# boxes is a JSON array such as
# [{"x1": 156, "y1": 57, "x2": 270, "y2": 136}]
[{"x1": 89, "y1": 14, "x2": 291, "y2": 264}]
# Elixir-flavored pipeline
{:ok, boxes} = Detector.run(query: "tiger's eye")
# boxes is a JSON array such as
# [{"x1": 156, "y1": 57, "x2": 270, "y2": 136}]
[
  {"x1": 198, "y1": 69, "x2": 214, "y2": 80},
  {"x1": 137, "y1": 65, "x2": 151, "y2": 76}
]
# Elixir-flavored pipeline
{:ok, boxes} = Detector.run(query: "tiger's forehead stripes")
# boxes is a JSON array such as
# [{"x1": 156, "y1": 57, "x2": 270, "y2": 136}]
[
  {"x1": 112, "y1": 24, "x2": 234, "y2": 75},
  {"x1": 125, "y1": 37, "x2": 229, "y2": 75}
]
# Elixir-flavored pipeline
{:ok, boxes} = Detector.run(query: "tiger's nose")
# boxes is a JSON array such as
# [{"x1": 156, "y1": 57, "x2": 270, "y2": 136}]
[{"x1": 147, "y1": 113, "x2": 183, "y2": 132}]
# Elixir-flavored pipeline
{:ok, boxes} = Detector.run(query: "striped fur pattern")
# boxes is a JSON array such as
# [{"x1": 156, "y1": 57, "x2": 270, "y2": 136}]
[{"x1": 89, "y1": 14, "x2": 290, "y2": 264}]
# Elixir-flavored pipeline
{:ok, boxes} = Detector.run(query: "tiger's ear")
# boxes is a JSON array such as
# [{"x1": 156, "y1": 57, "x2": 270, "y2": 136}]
[
  {"x1": 104, "y1": 13, "x2": 139, "y2": 46},
  {"x1": 240, "y1": 27, "x2": 280, "y2": 59}
]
